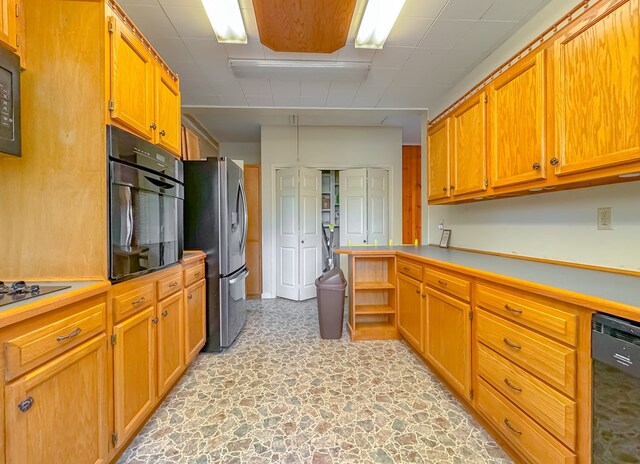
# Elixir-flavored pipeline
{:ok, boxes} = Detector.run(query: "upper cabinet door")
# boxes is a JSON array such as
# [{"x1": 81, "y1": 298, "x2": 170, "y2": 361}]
[
  {"x1": 155, "y1": 66, "x2": 181, "y2": 156},
  {"x1": 552, "y1": 0, "x2": 640, "y2": 176},
  {"x1": 452, "y1": 92, "x2": 487, "y2": 197},
  {"x1": 0, "y1": 0, "x2": 17, "y2": 51},
  {"x1": 489, "y1": 51, "x2": 546, "y2": 188},
  {"x1": 109, "y1": 15, "x2": 155, "y2": 140},
  {"x1": 426, "y1": 118, "x2": 451, "y2": 201}
]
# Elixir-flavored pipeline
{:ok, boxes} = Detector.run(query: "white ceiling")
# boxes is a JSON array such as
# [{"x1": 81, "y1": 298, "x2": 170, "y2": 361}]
[{"x1": 118, "y1": 0, "x2": 550, "y2": 143}]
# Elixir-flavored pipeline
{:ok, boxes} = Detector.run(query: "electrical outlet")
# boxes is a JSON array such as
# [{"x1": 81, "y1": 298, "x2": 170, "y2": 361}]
[
  {"x1": 438, "y1": 219, "x2": 445, "y2": 230},
  {"x1": 597, "y1": 207, "x2": 612, "y2": 230}
]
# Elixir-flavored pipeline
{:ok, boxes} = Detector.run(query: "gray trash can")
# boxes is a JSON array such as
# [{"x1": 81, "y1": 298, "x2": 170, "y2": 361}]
[{"x1": 315, "y1": 268, "x2": 347, "y2": 339}]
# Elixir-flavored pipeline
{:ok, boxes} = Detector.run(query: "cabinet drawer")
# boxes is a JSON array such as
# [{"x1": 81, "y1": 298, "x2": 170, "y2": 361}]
[
  {"x1": 478, "y1": 343, "x2": 577, "y2": 449},
  {"x1": 184, "y1": 263, "x2": 205, "y2": 287},
  {"x1": 476, "y1": 284, "x2": 577, "y2": 345},
  {"x1": 477, "y1": 379, "x2": 576, "y2": 464},
  {"x1": 424, "y1": 267, "x2": 470, "y2": 302},
  {"x1": 477, "y1": 310, "x2": 576, "y2": 397},
  {"x1": 113, "y1": 283, "x2": 154, "y2": 322},
  {"x1": 397, "y1": 259, "x2": 422, "y2": 281},
  {"x1": 157, "y1": 272, "x2": 183, "y2": 300},
  {"x1": 5, "y1": 302, "x2": 106, "y2": 381}
]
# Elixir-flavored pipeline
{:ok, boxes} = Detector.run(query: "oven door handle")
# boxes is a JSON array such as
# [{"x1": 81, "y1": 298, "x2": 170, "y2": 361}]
[
  {"x1": 144, "y1": 176, "x2": 175, "y2": 190},
  {"x1": 228, "y1": 268, "x2": 249, "y2": 285}
]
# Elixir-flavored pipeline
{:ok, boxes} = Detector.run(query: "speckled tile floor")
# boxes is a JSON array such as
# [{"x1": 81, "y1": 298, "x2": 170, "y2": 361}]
[{"x1": 118, "y1": 298, "x2": 511, "y2": 464}]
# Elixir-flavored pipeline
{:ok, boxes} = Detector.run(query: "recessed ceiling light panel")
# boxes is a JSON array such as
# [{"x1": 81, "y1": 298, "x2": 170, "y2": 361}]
[
  {"x1": 229, "y1": 59, "x2": 371, "y2": 81},
  {"x1": 202, "y1": 0, "x2": 247, "y2": 44},
  {"x1": 356, "y1": 0, "x2": 407, "y2": 49}
]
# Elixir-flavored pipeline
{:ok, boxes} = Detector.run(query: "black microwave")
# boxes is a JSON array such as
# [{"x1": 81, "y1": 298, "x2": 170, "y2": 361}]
[{"x1": 0, "y1": 46, "x2": 20, "y2": 157}]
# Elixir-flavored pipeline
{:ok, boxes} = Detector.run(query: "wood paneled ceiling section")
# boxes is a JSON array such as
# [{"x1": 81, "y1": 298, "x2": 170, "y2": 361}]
[{"x1": 252, "y1": 0, "x2": 358, "y2": 53}]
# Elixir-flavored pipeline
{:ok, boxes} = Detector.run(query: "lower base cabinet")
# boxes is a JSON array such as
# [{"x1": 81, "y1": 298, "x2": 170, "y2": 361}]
[
  {"x1": 157, "y1": 292, "x2": 184, "y2": 397},
  {"x1": 184, "y1": 279, "x2": 206, "y2": 363},
  {"x1": 5, "y1": 336, "x2": 108, "y2": 464},
  {"x1": 397, "y1": 273, "x2": 425, "y2": 352}
]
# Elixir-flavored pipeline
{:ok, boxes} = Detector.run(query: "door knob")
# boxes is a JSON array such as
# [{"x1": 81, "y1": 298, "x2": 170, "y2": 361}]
[
  {"x1": 550, "y1": 157, "x2": 559, "y2": 166},
  {"x1": 532, "y1": 162, "x2": 541, "y2": 170},
  {"x1": 159, "y1": 130, "x2": 166, "y2": 137},
  {"x1": 150, "y1": 122, "x2": 157, "y2": 130},
  {"x1": 301, "y1": 240, "x2": 304, "y2": 244}
]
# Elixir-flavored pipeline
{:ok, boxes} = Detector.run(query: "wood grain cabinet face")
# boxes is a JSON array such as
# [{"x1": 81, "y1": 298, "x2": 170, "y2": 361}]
[
  {"x1": 113, "y1": 307, "x2": 156, "y2": 450},
  {"x1": 397, "y1": 273, "x2": 424, "y2": 353},
  {"x1": 0, "y1": 0, "x2": 17, "y2": 51},
  {"x1": 157, "y1": 293, "x2": 184, "y2": 397},
  {"x1": 108, "y1": 14, "x2": 155, "y2": 141},
  {"x1": 155, "y1": 66, "x2": 181, "y2": 155},
  {"x1": 426, "y1": 118, "x2": 451, "y2": 201},
  {"x1": 489, "y1": 51, "x2": 547, "y2": 188},
  {"x1": 552, "y1": 0, "x2": 640, "y2": 176},
  {"x1": 184, "y1": 280, "x2": 206, "y2": 363},
  {"x1": 5, "y1": 336, "x2": 108, "y2": 464},
  {"x1": 451, "y1": 92, "x2": 488, "y2": 197},
  {"x1": 424, "y1": 288, "x2": 471, "y2": 399}
]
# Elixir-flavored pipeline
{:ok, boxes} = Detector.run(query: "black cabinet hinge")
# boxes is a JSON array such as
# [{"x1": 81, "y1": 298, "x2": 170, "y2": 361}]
[
  {"x1": 111, "y1": 334, "x2": 117, "y2": 345},
  {"x1": 112, "y1": 432, "x2": 118, "y2": 446},
  {"x1": 469, "y1": 310, "x2": 473, "y2": 321},
  {"x1": 470, "y1": 388, "x2": 474, "y2": 399}
]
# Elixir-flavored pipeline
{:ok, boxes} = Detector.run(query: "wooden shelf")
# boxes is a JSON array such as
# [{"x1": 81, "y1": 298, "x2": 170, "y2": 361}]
[
  {"x1": 355, "y1": 282, "x2": 395, "y2": 290},
  {"x1": 355, "y1": 305, "x2": 394, "y2": 315},
  {"x1": 352, "y1": 320, "x2": 397, "y2": 340}
]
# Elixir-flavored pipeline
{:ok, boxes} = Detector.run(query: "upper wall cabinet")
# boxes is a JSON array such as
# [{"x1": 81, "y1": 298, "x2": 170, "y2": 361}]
[
  {"x1": 451, "y1": 91, "x2": 487, "y2": 197},
  {"x1": 551, "y1": 0, "x2": 640, "y2": 177},
  {"x1": 0, "y1": 0, "x2": 17, "y2": 52},
  {"x1": 489, "y1": 51, "x2": 546, "y2": 189},
  {"x1": 107, "y1": 8, "x2": 181, "y2": 157},
  {"x1": 426, "y1": 118, "x2": 451, "y2": 201}
]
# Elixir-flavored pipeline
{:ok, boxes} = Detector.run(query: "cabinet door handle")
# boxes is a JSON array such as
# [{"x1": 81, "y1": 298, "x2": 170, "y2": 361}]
[
  {"x1": 195, "y1": 271, "x2": 201, "y2": 278},
  {"x1": 503, "y1": 418, "x2": 522, "y2": 435},
  {"x1": 422, "y1": 294, "x2": 426, "y2": 298},
  {"x1": 532, "y1": 162, "x2": 541, "y2": 170},
  {"x1": 132, "y1": 297, "x2": 146, "y2": 305},
  {"x1": 504, "y1": 304, "x2": 522, "y2": 314},
  {"x1": 162, "y1": 310, "x2": 168, "y2": 317},
  {"x1": 188, "y1": 294, "x2": 193, "y2": 300},
  {"x1": 169, "y1": 282, "x2": 178, "y2": 288},
  {"x1": 503, "y1": 337, "x2": 522, "y2": 350},
  {"x1": 442, "y1": 186, "x2": 447, "y2": 192},
  {"x1": 550, "y1": 157, "x2": 559, "y2": 166},
  {"x1": 56, "y1": 327, "x2": 81, "y2": 342},
  {"x1": 152, "y1": 317, "x2": 159, "y2": 324},
  {"x1": 159, "y1": 129, "x2": 166, "y2": 137},
  {"x1": 18, "y1": 397, "x2": 34, "y2": 413},
  {"x1": 402, "y1": 267, "x2": 410, "y2": 271},
  {"x1": 150, "y1": 122, "x2": 157, "y2": 130},
  {"x1": 504, "y1": 378, "x2": 523, "y2": 392},
  {"x1": 415, "y1": 289, "x2": 420, "y2": 294},
  {"x1": 437, "y1": 280, "x2": 448, "y2": 287}
]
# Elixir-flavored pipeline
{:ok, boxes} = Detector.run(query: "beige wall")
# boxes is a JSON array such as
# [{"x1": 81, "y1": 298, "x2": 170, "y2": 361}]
[
  {"x1": 261, "y1": 125, "x2": 403, "y2": 298},
  {"x1": 422, "y1": 0, "x2": 640, "y2": 271},
  {"x1": 219, "y1": 142, "x2": 261, "y2": 164}
]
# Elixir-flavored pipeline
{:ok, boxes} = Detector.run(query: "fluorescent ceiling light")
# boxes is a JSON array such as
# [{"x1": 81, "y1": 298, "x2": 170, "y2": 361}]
[
  {"x1": 356, "y1": 0, "x2": 407, "y2": 49},
  {"x1": 229, "y1": 59, "x2": 371, "y2": 81},
  {"x1": 202, "y1": 0, "x2": 247, "y2": 44}
]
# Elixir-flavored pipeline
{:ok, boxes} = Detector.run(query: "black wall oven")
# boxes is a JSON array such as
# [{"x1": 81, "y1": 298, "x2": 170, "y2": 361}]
[{"x1": 107, "y1": 125, "x2": 184, "y2": 282}]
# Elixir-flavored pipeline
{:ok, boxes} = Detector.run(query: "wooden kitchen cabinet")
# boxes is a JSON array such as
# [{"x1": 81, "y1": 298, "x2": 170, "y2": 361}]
[
  {"x1": 426, "y1": 118, "x2": 451, "y2": 201},
  {"x1": 0, "y1": 0, "x2": 17, "y2": 52},
  {"x1": 184, "y1": 279, "x2": 206, "y2": 364},
  {"x1": 424, "y1": 287, "x2": 471, "y2": 400},
  {"x1": 5, "y1": 336, "x2": 108, "y2": 464},
  {"x1": 112, "y1": 307, "x2": 155, "y2": 449},
  {"x1": 155, "y1": 65, "x2": 181, "y2": 155},
  {"x1": 397, "y1": 273, "x2": 425, "y2": 353},
  {"x1": 451, "y1": 91, "x2": 488, "y2": 197},
  {"x1": 183, "y1": 126, "x2": 202, "y2": 160},
  {"x1": 489, "y1": 50, "x2": 547, "y2": 189},
  {"x1": 551, "y1": 0, "x2": 640, "y2": 178},
  {"x1": 156, "y1": 291, "x2": 184, "y2": 397}
]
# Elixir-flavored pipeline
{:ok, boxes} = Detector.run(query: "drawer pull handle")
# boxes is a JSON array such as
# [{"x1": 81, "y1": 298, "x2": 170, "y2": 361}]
[
  {"x1": 152, "y1": 317, "x2": 159, "y2": 324},
  {"x1": 162, "y1": 310, "x2": 168, "y2": 317},
  {"x1": 188, "y1": 294, "x2": 193, "y2": 300},
  {"x1": 422, "y1": 294, "x2": 426, "y2": 298},
  {"x1": 503, "y1": 418, "x2": 522, "y2": 435},
  {"x1": 195, "y1": 272, "x2": 201, "y2": 277},
  {"x1": 169, "y1": 282, "x2": 178, "y2": 288},
  {"x1": 503, "y1": 338, "x2": 522, "y2": 350},
  {"x1": 415, "y1": 289, "x2": 420, "y2": 294},
  {"x1": 437, "y1": 280, "x2": 448, "y2": 287},
  {"x1": 504, "y1": 304, "x2": 522, "y2": 314},
  {"x1": 18, "y1": 397, "x2": 34, "y2": 413},
  {"x1": 403, "y1": 267, "x2": 410, "y2": 271},
  {"x1": 132, "y1": 297, "x2": 146, "y2": 305},
  {"x1": 504, "y1": 378, "x2": 523, "y2": 392},
  {"x1": 56, "y1": 328, "x2": 81, "y2": 342}
]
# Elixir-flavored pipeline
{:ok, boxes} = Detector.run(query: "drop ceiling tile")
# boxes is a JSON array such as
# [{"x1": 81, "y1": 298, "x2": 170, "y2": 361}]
[
  {"x1": 210, "y1": 80, "x2": 245, "y2": 96},
  {"x1": 197, "y1": 60, "x2": 236, "y2": 81},
  {"x1": 371, "y1": 46, "x2": 413, "y2": 69},
  {"x1": 300, "y1": 95, "x2": 329, "y2": 107},
  {"x1": 361, "y1": 67, "x2": 401, "y2": 87},
  {"x1": 118, "y1": 0, "x2": 159, "y2": 6},
  {"x1": 144, "y1": 36, "x2": 191, "y2": 64},
  {"x1": 162, "y1": 5, "x2": 214, "y2": 39},
  {"x1": 417, "y1": 19, "x2": 475, "y2": 50},
  {"x1": 158, "y1": 0, "x2": 200, "y2": 5},
  {"x1": 238, "y1": 78, "x2": 272, "y2": 95},
  {"x1": 351, "y1": 85, "x2": 387, "y2": 107},
  {"x1": 217, "y1": 95, "x2": 249, "y2": 106},
  {"x1": 482, "y1": 0, "x2": 545, "y2": 21},
  {"x1": 181, "y1": 94, "x2": 221, "y2": 106},
  {"x1": 301, "y1": 81, "x2": 331, "y2": 99},
  {"x1": 225, "y1": 40, "x2": 266, "y2": 59},
  {"x1": 119, "y1": 5, "x2": 179, "y2": 38},
  {"x1": 401, "y1": 0, "x2": 449, "y2": 18},
  {"x1": 180, "y1": 79, "x2": 216, "y2": 95},
  {"x1": 183, "y1": 38, "x2": 229, "y2": 61},
  {"x1": 272, "y1": 96, "x2": 302, "y2": 107},
  {"x1": 440, "y1": 0, "x2": 496, "y2": 20},
  {"x1": 271, "y1": 80, "x2": 301, "y2": 99},
  {"x1": 325, "y1": 81, "x2": 360, "y2": 107},
  {"x1": 246, "y1": 95, "x2": 275, "y2": 106},
  {"x1": 455, "y1": 20, "x2": 518, "y2": 52},
  {"x1": 385, "y1": 16, "x2": 434, "y2": 48},
  {"x1": 170, "y1": 62, "x2": 205, "y2": 81},
  {"x1": 336, "y1": 46, "x2": 375, "y2": 63}
]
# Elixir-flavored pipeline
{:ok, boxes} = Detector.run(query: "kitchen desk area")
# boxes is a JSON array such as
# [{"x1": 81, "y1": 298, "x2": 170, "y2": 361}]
[{"x1": 336, "y1": 245, "x2": 640, "y2": 464}]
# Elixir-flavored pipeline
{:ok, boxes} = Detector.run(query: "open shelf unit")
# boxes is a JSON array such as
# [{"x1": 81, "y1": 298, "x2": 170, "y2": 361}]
[
  {"x1": 348, "y1": 255, "x2": 398, "y2": 341},
  {"x1": 322, "y1": 170, "x2": 340, "y2": 268}
]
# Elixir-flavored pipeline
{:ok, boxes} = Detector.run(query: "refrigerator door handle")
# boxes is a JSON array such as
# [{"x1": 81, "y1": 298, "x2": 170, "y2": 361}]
[
  {"x1": 239, "y1": 179, "x2": 249, "y2": 255},
  {"x1": 228, "y1": 267, "x2": 249, "y2": 285}
]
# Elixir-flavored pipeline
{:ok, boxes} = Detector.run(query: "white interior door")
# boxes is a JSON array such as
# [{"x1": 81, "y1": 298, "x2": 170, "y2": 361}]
[
  {"x1": 339, "y1": 168, "x2": 368, "y2": 247},
  {"x1": 299, "y1": 168, "x2": 322, "y2": 300},
  {"x1": 276, "y1": 168, "x2": 299, "y2": 300},
  {"x1": 367, "y1": 169, "x2": 389, "y2": 246}
]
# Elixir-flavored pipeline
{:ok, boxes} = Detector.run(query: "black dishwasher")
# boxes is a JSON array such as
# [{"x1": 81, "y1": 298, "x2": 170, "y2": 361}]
[{"x1": 592, "y1": 313, "x2": 640, "y2": 463}]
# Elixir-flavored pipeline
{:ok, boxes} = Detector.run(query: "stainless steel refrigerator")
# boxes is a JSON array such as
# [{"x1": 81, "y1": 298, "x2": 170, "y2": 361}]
[{"x1": 184, "y1": 157, "x2": 249, "y2": 352}]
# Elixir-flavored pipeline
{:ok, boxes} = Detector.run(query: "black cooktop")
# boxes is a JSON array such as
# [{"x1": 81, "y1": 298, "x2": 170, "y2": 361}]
[{"x1": 0, "y1": 281, "x2": 71, "y2": 308}]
